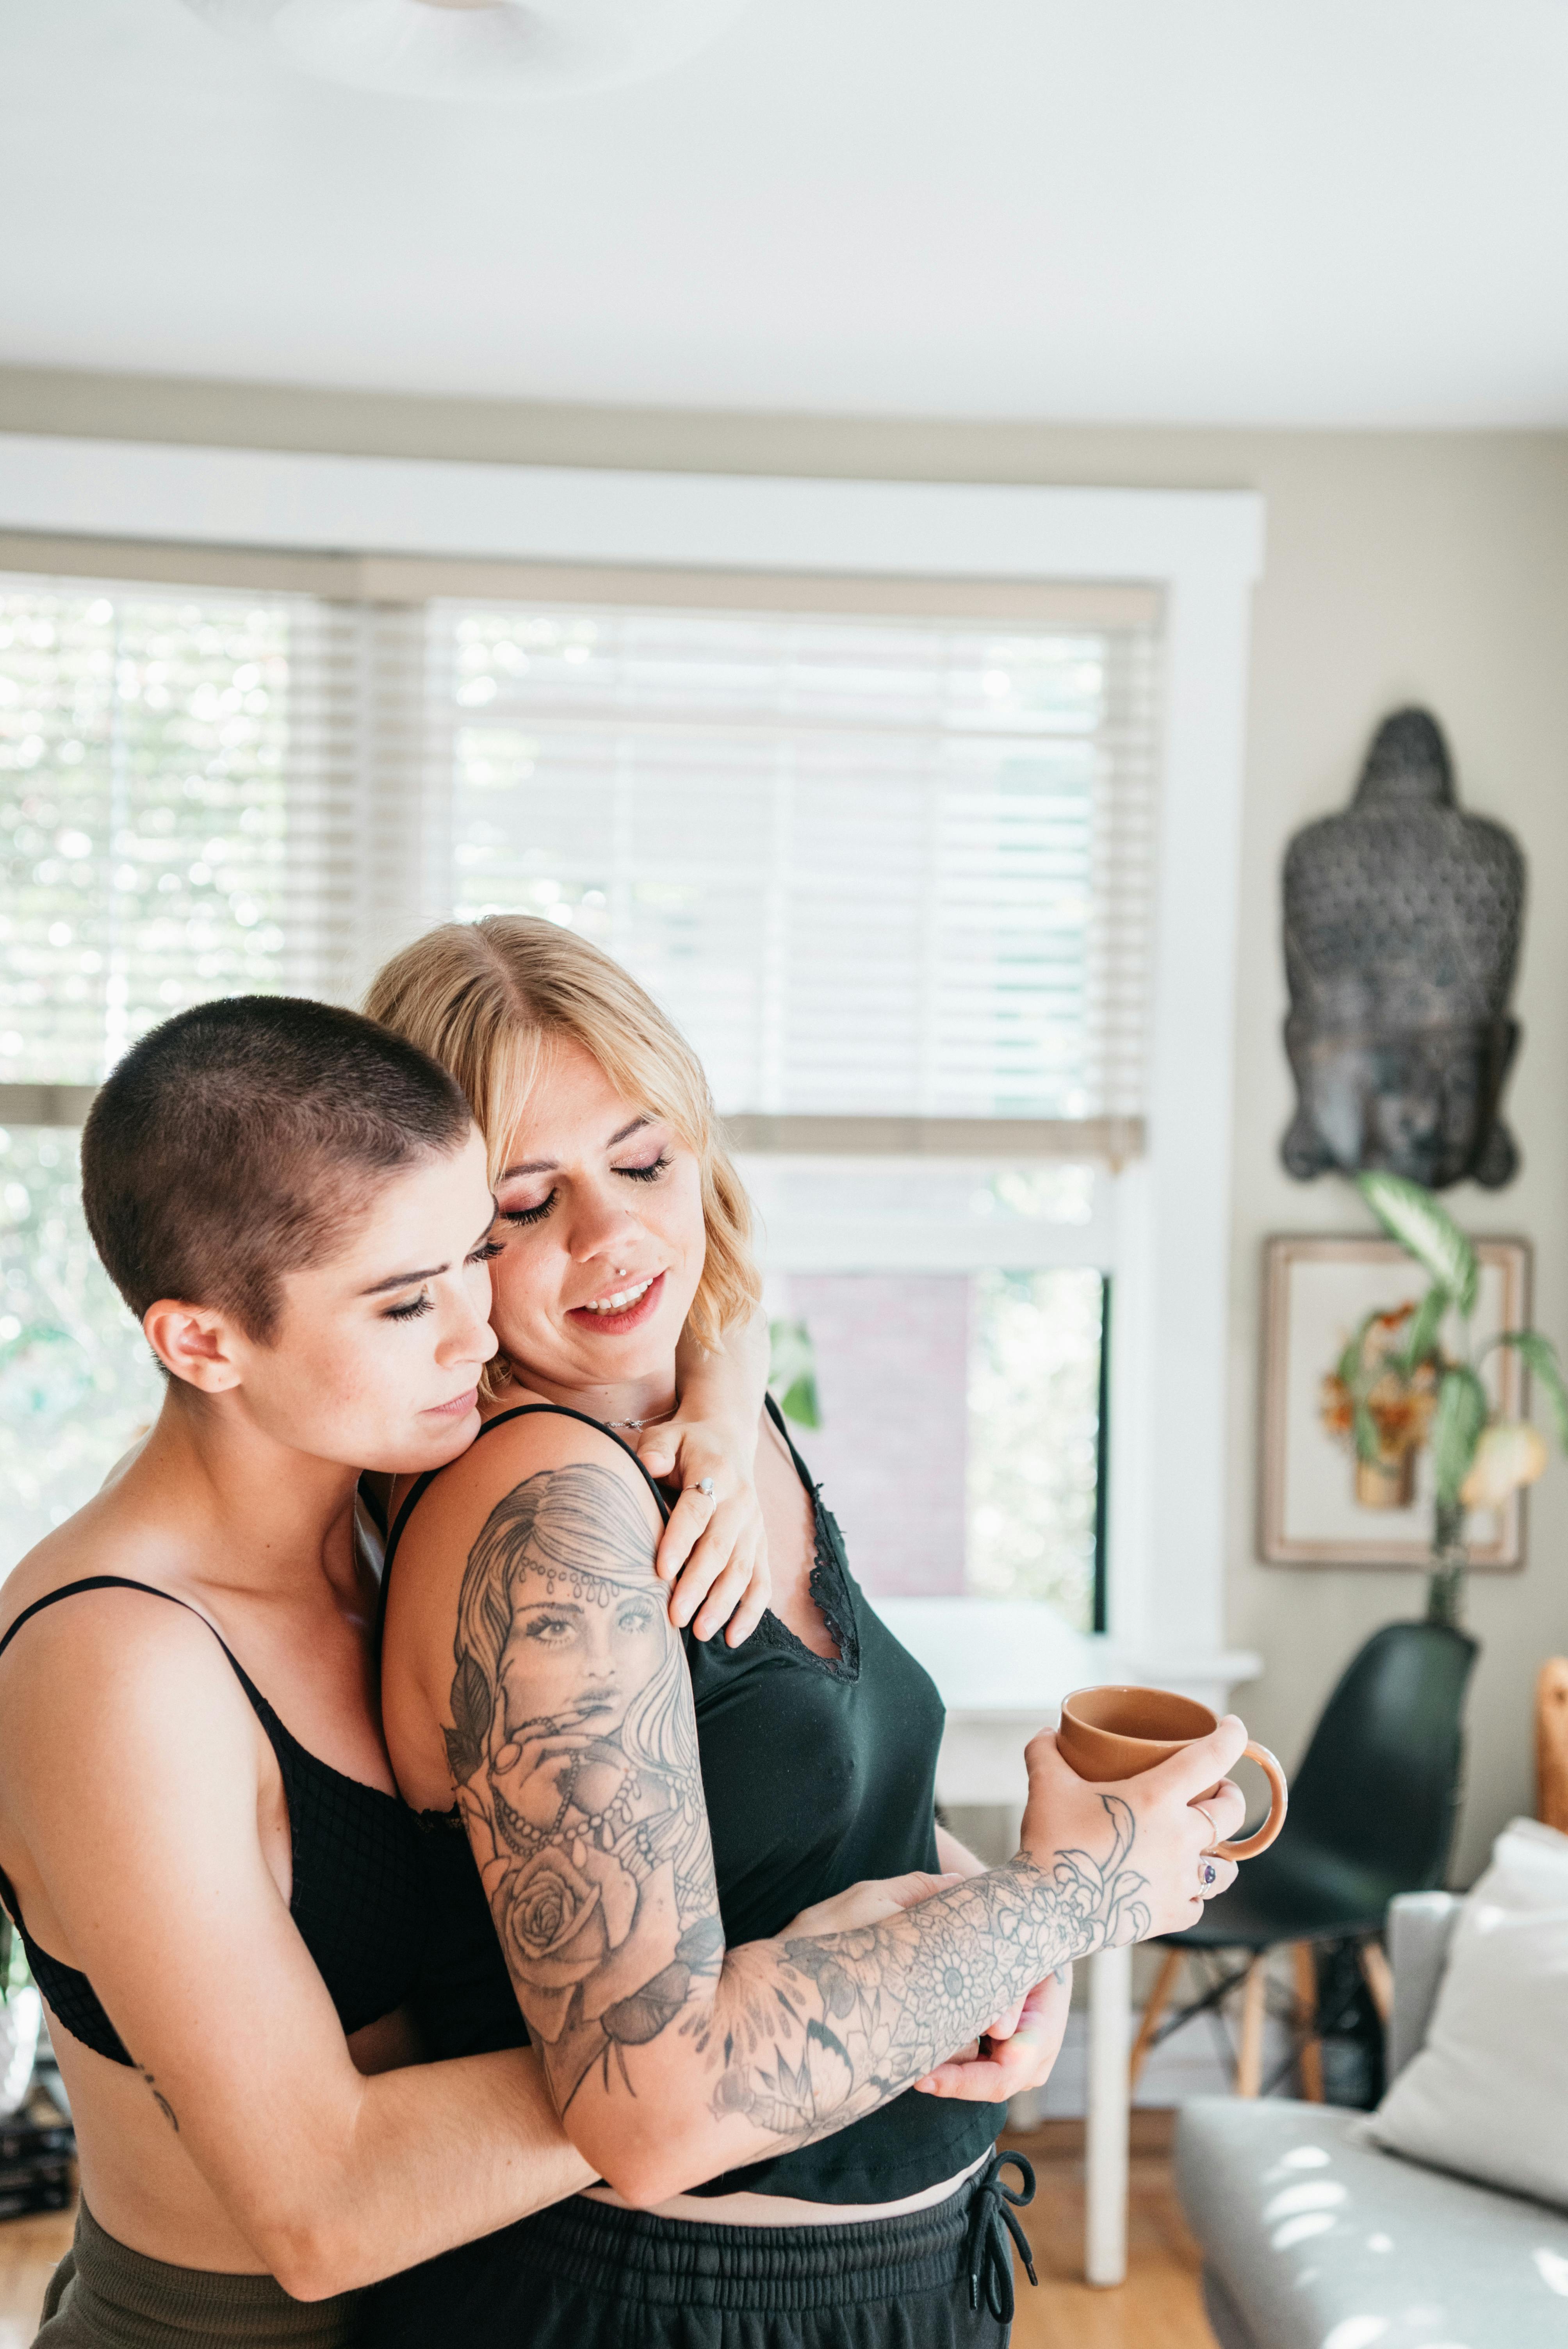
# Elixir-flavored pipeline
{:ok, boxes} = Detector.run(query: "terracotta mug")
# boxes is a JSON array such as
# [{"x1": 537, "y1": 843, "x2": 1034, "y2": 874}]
[{"x1": 1057, "y1": 1685, "x2": 1288, "y2": 1862}]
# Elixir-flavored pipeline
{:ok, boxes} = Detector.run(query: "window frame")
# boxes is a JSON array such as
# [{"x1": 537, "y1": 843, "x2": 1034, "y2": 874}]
[{"x1": 0, "y1": 437, "x2": 1263, "y2": 1676}]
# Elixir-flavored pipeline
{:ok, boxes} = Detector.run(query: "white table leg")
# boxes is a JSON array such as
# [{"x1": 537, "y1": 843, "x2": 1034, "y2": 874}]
[{"x1": 1085, "y1": 1941, "x2": 1131, "y2": 2287}]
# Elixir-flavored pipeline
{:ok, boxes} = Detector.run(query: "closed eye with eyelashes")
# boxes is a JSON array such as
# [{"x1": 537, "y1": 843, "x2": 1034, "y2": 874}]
[
  {"x1": 382, "y1": 1235, "x2": 504, "y2": 1321},
  {"x1": 499, "y1": 1152, "x2": 672, "y2": 1231}
]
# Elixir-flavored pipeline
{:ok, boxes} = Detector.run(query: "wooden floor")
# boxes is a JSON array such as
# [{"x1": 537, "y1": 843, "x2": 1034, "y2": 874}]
[
  {"x1": 0, "y1": 2210, "x2": 72, "y2": 2349},
  {"x1": 0, "y1": 2119, "x2": 1215, "y2": 2348},
  {"x1": 1008, "y1": 2115, "x2": 1215, "y2": 2349}
]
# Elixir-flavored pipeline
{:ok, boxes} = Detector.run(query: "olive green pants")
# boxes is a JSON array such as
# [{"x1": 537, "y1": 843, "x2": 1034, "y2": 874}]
[{"x1": 36, "y1": 2203, "x2": 360, "y2": 2349}]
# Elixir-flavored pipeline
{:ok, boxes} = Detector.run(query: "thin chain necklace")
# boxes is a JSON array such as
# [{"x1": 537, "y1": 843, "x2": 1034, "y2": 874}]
[{"x1": 602, "y1": 1395, "x2": 680, "y2": 1435}]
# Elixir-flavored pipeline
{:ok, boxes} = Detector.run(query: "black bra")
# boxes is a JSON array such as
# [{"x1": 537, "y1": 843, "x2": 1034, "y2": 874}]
[{"x1": 0, "y1": 1577, "x2": 427, "y2": 2067}]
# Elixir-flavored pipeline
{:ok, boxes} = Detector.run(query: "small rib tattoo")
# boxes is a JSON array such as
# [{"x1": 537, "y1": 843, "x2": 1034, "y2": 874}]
[{"x1": 138, "y1": 2065, "x2": 179, "y2": 2134}]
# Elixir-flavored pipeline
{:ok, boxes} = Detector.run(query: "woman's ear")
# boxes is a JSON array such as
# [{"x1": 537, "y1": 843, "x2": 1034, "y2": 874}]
[{"x1": 141, "y1": 1299, "x2": 245, "y2": 1392}]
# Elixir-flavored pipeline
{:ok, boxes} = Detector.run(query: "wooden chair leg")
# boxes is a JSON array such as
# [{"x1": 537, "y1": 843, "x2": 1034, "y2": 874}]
[
  {"x1": 1290, "y1": 1942, "x2": 1324, "y2": 2102},
  {"x1": 1359, "y1": 1937, "x2": 1393, "y2": 2028},
  {"x1": 1235, "y1": 1954, "x2": 1267, "y2": 2097},
  {"x1": 1129, "y1": 1947, "x2": 1183, "y2": 2091},
  {"x1": 1537, "y1": 1659, "x2": 1568, "y2": 1834}
]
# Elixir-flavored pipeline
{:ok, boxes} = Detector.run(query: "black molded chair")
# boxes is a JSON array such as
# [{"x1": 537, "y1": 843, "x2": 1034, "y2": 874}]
[{"x1": 1130, "y1": 1620, "x2": 1478, "y2": 2099}]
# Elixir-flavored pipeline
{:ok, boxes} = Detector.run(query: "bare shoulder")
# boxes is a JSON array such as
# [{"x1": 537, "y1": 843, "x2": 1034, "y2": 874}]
[
  {"x1": 0, "y1": 1568, "x2": 235, "y2": 1729},
  {"x1": 388, "y1": 1409, "x2": 663, "y2": 1615},
  {"x1": 0, "y1": 1572, "x2": 260, "y2": 1870},
  {"x1": 381, "y1": 1406, "x2": 666, "y2": 1752},
  {"x1": 0, "y1": 1487, "x2": 130, "y2": 1638}
]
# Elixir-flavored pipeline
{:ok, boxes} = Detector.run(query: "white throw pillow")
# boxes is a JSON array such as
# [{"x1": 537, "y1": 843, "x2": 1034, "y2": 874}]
[{"x1": 1368, "y1": 1815, "x2": 1568, "y2": 2210}]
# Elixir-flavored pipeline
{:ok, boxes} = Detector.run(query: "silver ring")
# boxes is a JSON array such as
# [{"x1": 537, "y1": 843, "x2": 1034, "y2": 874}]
[
  {"x1": 1193, "y1": 1799, "x2": 1218, "y2": 1849},
  {"x1": 1200, "y1": 1860, "x2": 1219, "y2": 1891},
  {"x1": 697, "y1": 1477, "x2": 715, "y2": 1497}
]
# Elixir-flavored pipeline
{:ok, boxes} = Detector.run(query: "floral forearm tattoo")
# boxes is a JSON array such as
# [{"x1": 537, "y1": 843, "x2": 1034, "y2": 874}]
[
  {"x1": 445, "y1": 1462, "x2": 1149, "y2": 2146},
  {"x1": 706, "y1": 1831, "x2": 1147, "y2": 2145}
]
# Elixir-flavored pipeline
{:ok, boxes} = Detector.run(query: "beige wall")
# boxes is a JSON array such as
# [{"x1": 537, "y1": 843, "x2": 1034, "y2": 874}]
[{"x1": 7, "y1": 369, "x2": 1568, "y2": 1880}]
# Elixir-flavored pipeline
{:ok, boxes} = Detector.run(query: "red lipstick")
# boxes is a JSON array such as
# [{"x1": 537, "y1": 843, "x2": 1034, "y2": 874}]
[{"x1": 567, "y1": 1270, "x2": 666, "y2": 1336}]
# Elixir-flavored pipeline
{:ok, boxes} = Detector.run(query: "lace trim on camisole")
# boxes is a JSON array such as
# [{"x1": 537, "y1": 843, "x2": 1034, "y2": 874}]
[{"x1": 746, "y1": 1485, "x2": 861, "y2": 1680}]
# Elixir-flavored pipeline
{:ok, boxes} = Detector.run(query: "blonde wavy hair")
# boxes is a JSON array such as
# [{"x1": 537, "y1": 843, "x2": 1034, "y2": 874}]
[{"x1": 363, "y1": 916, "x2": 761, "y2": 1364}]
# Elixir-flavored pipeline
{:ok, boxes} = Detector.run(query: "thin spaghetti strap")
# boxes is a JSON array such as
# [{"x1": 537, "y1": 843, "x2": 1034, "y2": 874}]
[
  {"x1": 383, "y1": 1469, "x2": 443, "y2": 1583},
  {"x1": 483, "y1": 1404, "x2": 674, "y2": 1524},
  {"x1": 0, "y1": 1576, "x2": 202, "y2": 1668},
  {"x1": 379, "y1": 1401, "x2": 673, "y2": 1617},
  {"x1": 763, "y1": 1391, "x2": 818, "y2": 1495}
]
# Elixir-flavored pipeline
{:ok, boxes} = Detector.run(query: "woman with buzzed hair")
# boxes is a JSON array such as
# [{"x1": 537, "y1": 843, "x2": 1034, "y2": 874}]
[{"x1": 0, "y1": 992, "x2": 836, "y2": 2349}]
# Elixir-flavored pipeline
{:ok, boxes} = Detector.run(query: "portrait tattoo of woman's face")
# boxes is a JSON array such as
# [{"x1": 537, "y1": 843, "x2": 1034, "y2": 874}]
[{"x1": 444, "y1": 1465, "x2": 723, "y2": 2103}]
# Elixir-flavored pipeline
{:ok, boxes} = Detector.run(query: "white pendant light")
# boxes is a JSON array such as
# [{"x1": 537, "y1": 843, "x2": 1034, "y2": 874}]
[{"x1": 181, "y1": 0, "x2": 755, "y2": 100}]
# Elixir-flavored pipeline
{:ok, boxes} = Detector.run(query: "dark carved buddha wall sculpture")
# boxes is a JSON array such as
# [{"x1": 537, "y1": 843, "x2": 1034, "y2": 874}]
[{"x1": 1280, "y1": 708, "x2": 1525, "y2": 1190}]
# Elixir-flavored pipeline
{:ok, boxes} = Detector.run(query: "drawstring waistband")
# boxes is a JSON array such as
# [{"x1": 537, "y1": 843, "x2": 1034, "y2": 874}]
[
  {"x1": 387, "y1": 2154, "x2": 1041, "y2": 2321},
  {"x1": 965, "y1": 2148, "x2": 1039, "y2": 2324},
  {"x1": 360, "y1": 2155, "x2": 1041, "y2": 2342}
]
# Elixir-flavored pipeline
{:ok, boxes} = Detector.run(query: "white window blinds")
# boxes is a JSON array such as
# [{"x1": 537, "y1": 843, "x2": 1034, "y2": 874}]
[
  {"x1": 0, "y1": 557, "x2": 1163, "y2": 1148},
  {"x1": 432, "y1": 595, "x2": 1162, "y2": 1129},
  {"x1": 0, "y1": 574, "x2": 360, "y2": 1088}
]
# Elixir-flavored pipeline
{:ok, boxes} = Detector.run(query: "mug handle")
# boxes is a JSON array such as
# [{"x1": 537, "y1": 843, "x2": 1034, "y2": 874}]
[{"x1": 1212, "y1": 1742, "x2": 1288, "y2": 1862}]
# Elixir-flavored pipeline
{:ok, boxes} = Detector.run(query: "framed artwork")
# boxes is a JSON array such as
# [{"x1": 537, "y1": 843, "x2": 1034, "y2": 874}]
[{"x1": 1259, "y1": 1234, "x2": 1532, "y2": 1569}]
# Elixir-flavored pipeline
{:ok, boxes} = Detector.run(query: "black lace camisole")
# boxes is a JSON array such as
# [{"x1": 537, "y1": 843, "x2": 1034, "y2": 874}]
[
  {"x1": 387, "y1": 1400, "x2": 998, "y2": 2205},
  {"x1": 0, "y1": 1577, "x2": 426, "y2": 2064}
]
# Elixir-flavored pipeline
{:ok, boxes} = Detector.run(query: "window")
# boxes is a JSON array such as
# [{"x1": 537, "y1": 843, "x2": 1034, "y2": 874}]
[
  {"x1": 0, "y1": 559, "x2": 1156, "y2": 1597},
  {"x1": 768, "y1": 1267, "x2": 1109, "y2": 1629},
  {"x1": 0, "y1": 448, "x2": 1261, "y2": 1689},
  {"x1": 0, "y1": 1123, "x2": 159, "y2": 1570},
  {"x1": 435, "y1": 594, "x2": 1160, "y2": 1128},
  {"x1": 967, "y1": 1267, "x2": 1107, "y2": 1621},
  {"x1": 0, "y1": 575, "x2": 354, "y2": 1568},
  {"x1": 426, "y1": 590, "x2": 1154, "y2": 1623},
  {"x1": 745, "y1": 1157, "x2": 1114, "y2": 1630},
  {"x1": 0, "y1": 581, "x2": 356, "y2": 1087}
]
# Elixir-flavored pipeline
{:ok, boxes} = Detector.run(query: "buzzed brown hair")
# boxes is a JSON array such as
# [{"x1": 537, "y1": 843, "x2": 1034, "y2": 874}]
[{"x1": 82, "y1": 995, "x2": 473, "y2": 1342}]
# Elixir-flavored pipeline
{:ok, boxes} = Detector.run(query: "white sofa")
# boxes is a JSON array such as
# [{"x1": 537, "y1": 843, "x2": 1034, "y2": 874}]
[{"x1": 1174, "y1": 1892, "x2": 1568, "y2": 2349}]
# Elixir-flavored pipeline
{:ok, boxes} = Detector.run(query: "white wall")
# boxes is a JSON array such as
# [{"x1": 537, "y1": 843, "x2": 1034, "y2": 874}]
[
  {"x1": 1213, "y1": 435, "x2": 1568, "y2": 1884},
  {"x1": 7, "y1": 370, "x2": 1568, "y2": 1880}
]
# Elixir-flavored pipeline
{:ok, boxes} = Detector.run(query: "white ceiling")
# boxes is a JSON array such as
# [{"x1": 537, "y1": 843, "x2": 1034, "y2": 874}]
[{"x1": 5, "y1": 0, "x2": 1568, "y2": 427}]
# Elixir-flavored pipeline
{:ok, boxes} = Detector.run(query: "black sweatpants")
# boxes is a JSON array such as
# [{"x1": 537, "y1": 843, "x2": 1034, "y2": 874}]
[{"x1": 358, "y1": 2151, "x2": 1039, "y2": 2349}]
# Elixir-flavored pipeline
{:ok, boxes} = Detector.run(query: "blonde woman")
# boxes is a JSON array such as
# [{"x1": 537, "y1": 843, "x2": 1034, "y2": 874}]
[{"x1": 364, "y1": 917, "x2": 1247, "y2": 2349}]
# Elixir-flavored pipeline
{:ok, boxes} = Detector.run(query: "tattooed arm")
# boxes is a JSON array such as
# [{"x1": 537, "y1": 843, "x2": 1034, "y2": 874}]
[{"x1": 431, "y1": 1433, "x2": 1247, "y2": 2205}]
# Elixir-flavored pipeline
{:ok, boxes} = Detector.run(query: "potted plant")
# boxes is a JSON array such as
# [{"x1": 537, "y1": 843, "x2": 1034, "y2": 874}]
[{"x1": 1330, "y1": 1172, "x2": 1568, "y2": 1625}]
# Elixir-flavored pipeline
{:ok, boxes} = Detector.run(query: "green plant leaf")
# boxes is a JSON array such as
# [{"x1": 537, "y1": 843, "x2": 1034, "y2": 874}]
[
  {"x1": 1356, "y1": 1171, "x2": 1479, "y2": 1315},
  {"x1": 768, "y1": 1317, "x2": 821, "y2": 1429},
  {"x1": 1398, "y1": 1283, "x2": 1448, "y2": 1375},
  {"x1": 1493, "y1": 1330, "x2": 1568, "y2": 1453},
  {"x1": 1352, "y1": 1400, "x2": 1383, "y2": 1465},
  {"x1": 777, "y1": 1374, "x2": 821, "y2": 1429},
  {"x1": 1337, "y1": 1307, "x2": 1385, "y2": 1392},
  {"x1": 1431, "y1": 1364, "x2": 1489, "y2": 1509}
]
